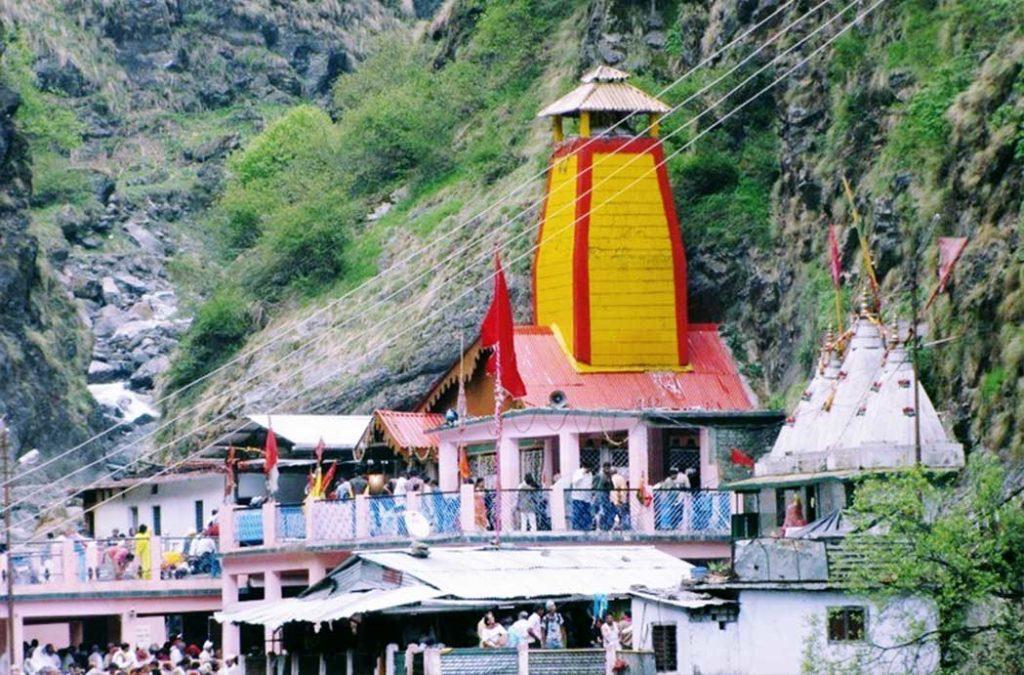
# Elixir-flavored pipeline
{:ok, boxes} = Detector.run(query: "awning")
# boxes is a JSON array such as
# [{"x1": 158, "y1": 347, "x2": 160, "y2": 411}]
[
  {"x1": 724, "y1": 466, "x2": 960, "y2": 491},
  {"x1": 214, "y1": 586, "x2": 443, "y2": 629}
]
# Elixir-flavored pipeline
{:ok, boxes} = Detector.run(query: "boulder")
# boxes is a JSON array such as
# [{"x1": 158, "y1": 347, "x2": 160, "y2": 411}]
[
  {"x1": 128, "y1": 299, "x2": 155, "y2": 320},
  {"x1": 87, "y1": 360, "x2": 122, "y2": 384},
  {"x1": 101, "y1": 276, "x2": 121, "y2": 306},
  {"x1": 93, "y1": 305, "x2": 129, "y2": 338},
  {"x1": 124, "y1": 222, "x2": 165, "y2": 256},
  {"x1": 113, "y1": 272, "x2": 150, "y2": 295},
  {"x1": 72, "y1": 276, "x2": 102, "y2": 301},
  {"x1": 130, "y1": 355, "x2": 171, "y2": 390}
]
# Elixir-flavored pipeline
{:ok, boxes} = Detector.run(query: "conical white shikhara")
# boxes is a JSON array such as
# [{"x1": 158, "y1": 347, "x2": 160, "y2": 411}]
[{"x1": 757, "y1": 312, "x2": 964, "y2": 478}]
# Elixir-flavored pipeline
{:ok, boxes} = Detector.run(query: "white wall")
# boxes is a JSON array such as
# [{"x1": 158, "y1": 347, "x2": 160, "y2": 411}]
[
  {"x1": 633, "y1": 590, "x2": 939, "y2": 675},
  {"x1": 631, "y1": 599, "x2": 739, "y2": 675},
  {"x1": 93, "y1": 475, "x2": 224, "y2": 538}
]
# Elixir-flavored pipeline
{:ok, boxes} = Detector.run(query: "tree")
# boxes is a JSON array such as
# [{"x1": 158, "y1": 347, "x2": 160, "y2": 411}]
[{"x1": 842, "y1": 454, "x2": 1024, "y2": 672}]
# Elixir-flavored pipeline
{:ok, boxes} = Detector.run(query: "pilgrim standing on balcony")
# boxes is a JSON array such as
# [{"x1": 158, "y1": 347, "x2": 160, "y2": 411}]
[{"x1": 134, "y1": 524, "x2": 151, "y2": 580}]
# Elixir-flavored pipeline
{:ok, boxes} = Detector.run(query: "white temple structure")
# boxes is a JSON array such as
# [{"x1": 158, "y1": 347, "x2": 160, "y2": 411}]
[{"x1": 728, "y1": 302, "x2": 965, "y2": 537}]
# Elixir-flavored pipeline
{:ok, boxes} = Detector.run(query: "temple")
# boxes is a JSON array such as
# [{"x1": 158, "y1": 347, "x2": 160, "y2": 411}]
[
  {"x1": 210, "y1": 67, "x2": 783, "y2": 660},
  {"x1": 727, "y1": 302, "x2": 965, "y2": 537}
]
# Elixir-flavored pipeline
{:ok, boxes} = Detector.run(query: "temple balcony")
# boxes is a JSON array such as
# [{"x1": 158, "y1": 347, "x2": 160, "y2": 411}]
[
  {"x1": 0, "y1": 535, "x2": 222, "y2": 598},
  {"x1": 221, "y1": 486, "x2": 734, "y2": 554}
]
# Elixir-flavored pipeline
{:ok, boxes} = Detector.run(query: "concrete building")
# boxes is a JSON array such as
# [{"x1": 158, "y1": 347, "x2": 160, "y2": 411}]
[{"x1": 630, "y1": 583, "x2": 938, "y2": 674}]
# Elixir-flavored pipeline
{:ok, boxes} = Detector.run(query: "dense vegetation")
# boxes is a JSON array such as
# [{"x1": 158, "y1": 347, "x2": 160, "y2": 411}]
[
  {"x1": 842, "y1": 459, "x2": 1024, "y2": 672},
  {"x1": 169, "y1": 0, "x2": 581, "y2": 387}
]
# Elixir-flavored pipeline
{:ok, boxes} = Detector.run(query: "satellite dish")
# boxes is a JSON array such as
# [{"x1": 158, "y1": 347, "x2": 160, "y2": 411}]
[{"x1": 404, "y1": 510, "x2": 431, "y2": 540}]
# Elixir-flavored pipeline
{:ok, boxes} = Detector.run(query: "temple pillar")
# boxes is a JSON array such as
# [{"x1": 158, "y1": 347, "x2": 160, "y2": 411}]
[
  {"x1": 558, "y1": 431, "x2": 579, "y2": 480},
  {"x1": 261, "y1": 502, "x2": 277, "y2": 547},
  {"x1": 150, "y1": 536, "x2": 162, "y2": 581},
  {"x1": 497, "y1": 437, "x2": 519, "y2": 531},
  {"x1": 700, "y1": 427, "x2": 718, "y2": 488},
  {"x1": 628, "y1": 424, "x2": 653, "y2": 533},
  {"x1": 220, "y1": 502, "x2": 235, "y2": 552},
  {"x1": 542, "y1": 437, "x2": 556, "y2": 485},
  {"x1": 221, "y1": 573, "x2": 241, "y2": 657},
  {"x1": 264, "y1": 571, "x2": 281, "y2": 648},
  {"x1": 438, "y1": 440, "x2": 459, "y2": 492}
]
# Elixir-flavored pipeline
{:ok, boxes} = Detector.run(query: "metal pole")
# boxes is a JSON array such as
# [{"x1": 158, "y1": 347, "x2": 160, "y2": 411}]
[
  {"x1": 2, "y1": 422, "x2": 14, "y2": 671},
  {"x1": 910, "y1": 235, "x2": 922, "y2": 465}
]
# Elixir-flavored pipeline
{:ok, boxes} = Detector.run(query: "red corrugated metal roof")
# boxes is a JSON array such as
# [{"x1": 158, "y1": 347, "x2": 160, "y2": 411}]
[
  {"x1": 513, "y1": 324, "x2": 754, "y2": 411},
  {"x1": 375, "y1": 410, "x2": 444, "y2": 450}
]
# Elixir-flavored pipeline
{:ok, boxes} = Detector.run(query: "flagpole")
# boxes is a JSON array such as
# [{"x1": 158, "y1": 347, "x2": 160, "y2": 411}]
[{"x1": 493, "y1": 339, "x2": 503, "y2": 542}]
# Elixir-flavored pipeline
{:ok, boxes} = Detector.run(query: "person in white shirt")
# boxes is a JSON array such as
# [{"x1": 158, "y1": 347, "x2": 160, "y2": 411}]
[
  {"x1": 508, "y1": 611, "x2": 532, "y2": 648},
  {"x1": 570, "y1": 465, "x2": 595, "y2": 530},
  {"x1": 111, "y1": 643, "x2": 134, "y2": 670},
  {"x1": 199, "y1": 640, "x2": 215, "y2": 664},
  {"x1": 169, "y1": 637, "x2": 185, "y2": 666},
  {"x1": 87, "y1": 644, "x2": 103, "y2": 670},
  {"x1": 600, "y1": 613, "x2": 620, "y2": 649},
  {"x1": 478, "y1": 612, "x2": 508, "y2": 648},
  {"x1": 527, "y1": 606, "x2": 544, "y2": 646}
]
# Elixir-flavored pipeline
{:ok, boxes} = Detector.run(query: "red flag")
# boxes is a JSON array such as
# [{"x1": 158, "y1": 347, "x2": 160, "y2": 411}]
[
  {"x1": 322, "y1": 461, "x2": 338, "y2": 490},
  {"x1": 264, "y1": 420, "x2": 279, "y2": 494},
  {"x1": 828, "y1": 223, "x2": 842, "y2": 287},
  {"x1": 314, "y1": 437, "x2": 325, "y2": 465},
  {"x1": 937, "y1": 237, "x2": 967, "y2": 292},
  {"x1": 730, "y1": 447, "x2": 755, "y2": 469},
  {"x1": 480, "y1": 254, "x2": 526, "y2": 398}
]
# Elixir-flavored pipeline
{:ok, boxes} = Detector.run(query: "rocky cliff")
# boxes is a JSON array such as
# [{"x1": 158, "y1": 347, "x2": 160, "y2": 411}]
[
  {"x1": 0, "y1": 29, "x2": 98, "y2": 462},
  {"x1": 2, "y1": 0, "x2": 1022, "y2": 472}
]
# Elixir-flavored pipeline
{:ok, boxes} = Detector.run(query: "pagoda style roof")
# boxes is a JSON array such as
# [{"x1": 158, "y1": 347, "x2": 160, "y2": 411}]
[
  {"x1": 751, "y1": 311, "x2": 964, "y2": 480},
  {"x1": 537, "y1": 66, "x2": 670, "y2": 118},
  {"x1": 420, "y1": 324, "x2": 757, "y2": 414}
]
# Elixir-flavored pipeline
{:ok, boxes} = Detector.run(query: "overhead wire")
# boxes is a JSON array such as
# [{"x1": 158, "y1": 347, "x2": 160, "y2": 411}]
[
  {"x1": 5, "y1": 0, "x2": 829, "y2": 490},
  {"x1": 15, "y1": 0, "x2": 888, "y2": 540},
  {"x1": 9, "y1": 0, "x2": 872, "y2": 522},
  {"x1": 8, "y1": 0, "x2": 806, "y2": 488}
]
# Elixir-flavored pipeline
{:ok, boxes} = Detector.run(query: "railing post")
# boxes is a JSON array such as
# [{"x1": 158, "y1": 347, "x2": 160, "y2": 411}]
[
  {"x1": 355, "y1": 495, "x2": 370, "y2": 539},
  {"x1": 517, "y1": 642, "x2": 529, "y2": 674},
  {"x1": 220, "y1": 503, "x2": 235, "y2": 553},
  {"x1": 262, "y1": 501, "x2": 277, "y2": 547},
  {"x1": 306, "y1": 500, "x2": 319, "y2": 544},
  {"x1": 61, "y1": 538, "x2": 76, "y2": 585},
  {"x1": 150, "y1": 536, "x2": 162, "y2": 581},
  {"x1": 550, "y1": 483, "x2": 567, "y2": 532},
  {"x1": 384, "y1": 644, "x2": 398, "y2": 675},
  {"x1": 459, "y1": 483, "x2": 476, "y2": 532}
]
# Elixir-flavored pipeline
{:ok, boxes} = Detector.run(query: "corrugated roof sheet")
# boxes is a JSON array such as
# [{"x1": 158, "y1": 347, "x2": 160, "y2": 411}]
[
  {"x1": 537, "y1": 82, "x2": 670, "y2": 117},
  {"x1": 215, "y1": 586, "x2": 443, "y2": 629},
  {"x1": 355, "y1": 545, "x2": 692, "y2": 600},
  {"x1": 513, "y1": 325, "x2": 754, "y2": 411},
  {"x1": 217, "y1": 545, "x2": 693, "y2": 629},
  {"x1": 246, "y1": 414, "x2": 372, "y2": 450},
  {"x1": 375, "y1": 411, "x2": 444, "y2": 450}
]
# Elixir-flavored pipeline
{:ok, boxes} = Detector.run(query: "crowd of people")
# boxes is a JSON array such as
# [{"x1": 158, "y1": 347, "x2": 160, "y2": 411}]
[
  {"x1": 475, "y1": 601, "x2": 633, "y2": 651},
  {"x1": 11, "y1": 521, "x2": 221, "y2": 586},
  {"x1": 20, "y1": 637, "x2": 239, "y2": 675}
]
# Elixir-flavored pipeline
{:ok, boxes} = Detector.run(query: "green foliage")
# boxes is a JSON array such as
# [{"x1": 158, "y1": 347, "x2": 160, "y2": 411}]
[
  {"x1": 0, "y1": 34, "x2": 83, "y2": 153},
  {"x1": 168, "y1": 285, "x2": 256, "y2": 390},
  {"x1": 828, "y1": 30, "x2": 868, "y2": 84},
  {"x1": 886, "y1": 66, "x2": 970, "y2": 171},
  {"x1": 177, "y1": 0, "x2": 580, "y2": 383},
  {"x1": 843, "y1": 455, "x2": 1024, "y2": 670},
  {"x1": 980, "y1": 367, "x2": 1006, "y2": 403},
  {"x1": 672, "y1": 150, "x2": 739, "y2": 201},
  {"x1": 30, "y1": 151, "x2": 93, "y2": 206}
]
